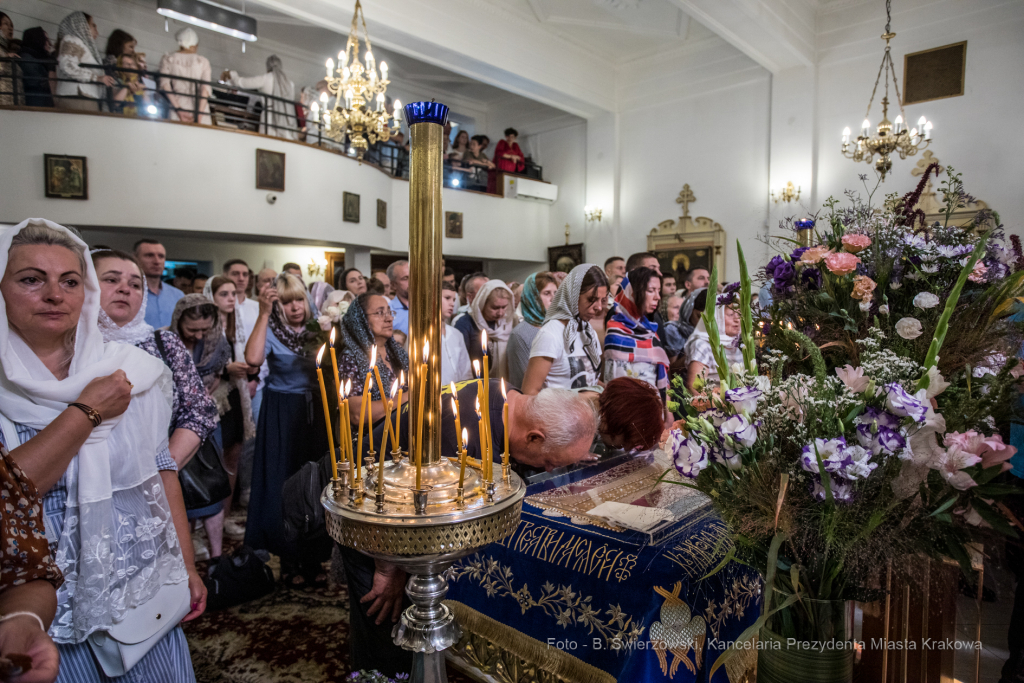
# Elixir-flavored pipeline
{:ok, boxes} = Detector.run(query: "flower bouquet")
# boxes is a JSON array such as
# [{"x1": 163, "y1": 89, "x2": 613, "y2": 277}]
[{"x1": 664, "y1": 170, "x2": 1023, "y2": 680}]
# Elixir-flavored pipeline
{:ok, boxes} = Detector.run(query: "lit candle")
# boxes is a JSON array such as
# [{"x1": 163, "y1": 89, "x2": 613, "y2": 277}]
[
  {"x1": 842, "y1": 126, "x2": 851, "y2": 145},
  {"x1": 356, "y1": 346, "x2": 377, "y2": 481},
  {"x1": 458, "y1": 427, "x2": 468, "y2": 490},
  {"x1": 481, "y1": 332, "x2": 491, "y2": 482},
  {"x1": 415, "y1": 341, "x2": 428, "y2": 490},
  {"x1": 315, "y1": 346, "x2": 338, "y2": 480},
  {"x1": 450, "y1": 382, "x2": 463, "y2": 451},
  {"x1": 894, "y1": 114, "x2": 904, "y2": 134},
  {"x1": 393, "y1": 370, "x2": 404, "y2": 453},
  {"x1": 393, "y1": 99, "x2": 402, "y2": 123},
  {"x1": 501, "y1": 378, "x2": 509, "y2": 468},
  {"x1": 380, "y1": 61, "x2": 388, "y2": 80},
  {"x1": 325, "y1": 57, "x2": 334, "y2": 77},
  {"x1": 345, "y1": 88, "x2": 354, "y2": 109},
  {"x1": 861, "y1": 118, "x2": 871, "y2": 137}
]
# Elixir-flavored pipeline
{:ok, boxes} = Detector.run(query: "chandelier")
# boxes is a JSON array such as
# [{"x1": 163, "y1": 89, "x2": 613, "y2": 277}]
[
  {"x1": 840, "y1": 0, "x2": 932, "y2": 181},
  {"x1": 315, "y1": 0, "x2": 401, "y2": 160}
]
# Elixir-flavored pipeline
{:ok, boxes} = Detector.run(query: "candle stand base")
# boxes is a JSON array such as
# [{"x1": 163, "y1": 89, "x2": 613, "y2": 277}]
[{"x1": 375, "y1": 492, "x2": 386, "y2": 514}]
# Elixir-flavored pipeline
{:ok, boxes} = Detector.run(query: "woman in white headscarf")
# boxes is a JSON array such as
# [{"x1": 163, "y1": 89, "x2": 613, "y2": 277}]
[
  {"x1": 55, "y1": 11, "x2": 115, "y2": 111},
  {"x1": 452, "y1": 279, "x2": 515, "y2": 380},
  {"x1": 158, "y1": 28, "x2": 212, "y2": 125},
  {"x1": 223, "y1": 55, "x2": 297, "y2": 140},
  {"x1": 683, "y1": 287, "x2": 743, "y2": 393},
  {"x1": 521, "y1": 264, "x2": 608, "y2": 393},
  {"x1": 0, "y1": 220, "x2": 202, "y2": 682}
]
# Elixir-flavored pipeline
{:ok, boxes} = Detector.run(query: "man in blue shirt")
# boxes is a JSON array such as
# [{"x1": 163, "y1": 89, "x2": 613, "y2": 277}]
[
  {"x1": 135, "y1": 239, "x2": 184, "y2": 329},
  {"x1": 387, "y1": 259, "x2": 410, "y2": 336}
]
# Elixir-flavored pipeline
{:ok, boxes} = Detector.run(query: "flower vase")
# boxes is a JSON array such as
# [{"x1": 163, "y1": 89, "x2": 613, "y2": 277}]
[{"x1": 757, "y1": 592, "x2": 854, "y2": 683}]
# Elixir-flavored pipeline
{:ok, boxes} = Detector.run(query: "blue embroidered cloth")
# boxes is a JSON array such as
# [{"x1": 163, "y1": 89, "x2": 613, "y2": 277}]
[{"x1": 447, "y1": 457, "x2": 761, "y2": 683}]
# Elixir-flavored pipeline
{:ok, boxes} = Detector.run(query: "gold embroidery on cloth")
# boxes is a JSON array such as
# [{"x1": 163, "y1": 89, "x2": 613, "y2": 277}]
[
  {"x1": 497, "y1": 520, "x2": 638, "y2": 582},
  {"x1": 701, "y1": 575, "x2": 760, "y2": 640},
  {"x1": 649, "y1": 582, "x2": 706, "y2": 678},
  {"x1": 662, "y1": 520, "x2": 732, "y2": 578},
  {"x1": 449, "y1": 556, "x2": 645, "y2": 649}
]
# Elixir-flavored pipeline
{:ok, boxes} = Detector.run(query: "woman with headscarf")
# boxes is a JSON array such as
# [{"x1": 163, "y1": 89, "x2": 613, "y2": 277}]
[
  {"x1": 521, "y1": 264, "x2": 608, "y2": 394},
  {"x1": 223, "y1": 55, "x2": 297, "y2": 140},
  {"x1": 243, "y1": 273, "x2": 327, "y2": 585},
  {"x1": 664, "y1": 287, "x2": 706, "y2": 362},
  {"x1": 684, "y1": 286, "x2": 743, "y2": 393},
  {"x1": 0, "y1": 219, "x2": 203, "y2": 681},
  {"x1": 603, "y1": 267, "x2": 671, "y2": 409},
  {"x1": 158, "y1": 28, "x2": 210, "y2": 124},
  {"x1": 453, "y1": 280, "x2": 515, "y2": 380},
  {"x1": 19, "y1": 26, "x2": 57, "y2": 107},
  {"x1": 309, "y1": 280, "x2": 335, "y2": 314},
  {"x1": 54, "y1": 12, "x2": 115, "y2": 111},
  {"x1": 507, "y1": 272, "x2": 557, "y2": 388},
  {"x1": 337, "y1": 292, "x2": 410, "y2": 441}
]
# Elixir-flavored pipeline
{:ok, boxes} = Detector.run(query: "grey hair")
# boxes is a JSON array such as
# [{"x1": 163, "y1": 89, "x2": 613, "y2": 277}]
[
  {"x1": 528, "y1": 389, "x2": 598, "y2": 450},
  {"x1": 11, "y1": 221, "x2": 87, "y2": 274},
  {"x1": 385, "y1": 259, "x2": 408, "y2": 283}
]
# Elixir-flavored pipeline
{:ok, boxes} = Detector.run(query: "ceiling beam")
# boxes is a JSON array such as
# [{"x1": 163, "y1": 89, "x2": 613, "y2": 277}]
[{"x1": 668, "y1": 0, "x2": 816, "y2": 72}]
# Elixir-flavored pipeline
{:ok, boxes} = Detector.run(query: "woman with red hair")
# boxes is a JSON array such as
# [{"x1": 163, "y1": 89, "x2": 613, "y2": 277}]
[{"x1": 597, "y1": 377, "x2": 665, "y2": 453}]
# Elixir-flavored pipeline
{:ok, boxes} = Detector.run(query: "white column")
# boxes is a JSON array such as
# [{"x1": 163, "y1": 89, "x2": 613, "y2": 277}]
[
  {"x1": 584, "y1": 111, "x2": 621, "y2": 263},
  {"x1": 767, "y1": 66, "x2": 817, "y2": 227},
  {"x1": 344, "y1": 245, "x2": 373, "y2": 275}
]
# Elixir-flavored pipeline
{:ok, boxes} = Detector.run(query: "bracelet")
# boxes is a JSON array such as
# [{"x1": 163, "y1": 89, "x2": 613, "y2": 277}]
[
  {"x1": 0, "y1": 611, "x2": 46, "y2": 632},
  {"x1": 70, "y1": 402, "x2": 102, "y2": 427}
]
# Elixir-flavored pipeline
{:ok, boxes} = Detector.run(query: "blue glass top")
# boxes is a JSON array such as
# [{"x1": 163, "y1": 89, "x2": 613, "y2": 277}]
[{"x1": 404, "y1": 101, "x2": 449, "y2": 126}]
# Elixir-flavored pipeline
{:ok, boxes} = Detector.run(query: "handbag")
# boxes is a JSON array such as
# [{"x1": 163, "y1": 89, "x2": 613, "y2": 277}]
[
  {"x1": 0, "y1": 412, "x2": 191, "y2": 677},
  {"x1": 153, "y1": 331, "x2": 232, "y2": 511},
  {"x1": 87, "y1": 580, "x2": 191, "y2": 677}
]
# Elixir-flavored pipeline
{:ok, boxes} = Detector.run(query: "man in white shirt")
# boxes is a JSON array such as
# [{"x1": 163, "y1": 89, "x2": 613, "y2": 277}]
[{"x1": 440, "y1": 282, "x2": 472, "y2": 385}]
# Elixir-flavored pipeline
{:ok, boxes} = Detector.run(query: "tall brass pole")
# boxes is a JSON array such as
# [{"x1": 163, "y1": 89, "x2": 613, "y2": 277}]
[{"x1": 406, "y1": 102, "x2": 447, "y2": 471}]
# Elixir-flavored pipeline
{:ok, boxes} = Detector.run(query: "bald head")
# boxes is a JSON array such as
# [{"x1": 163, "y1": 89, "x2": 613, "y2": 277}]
[
  {"x1": 510, "y1": 389, "x2": 597, "y2": 470},
  {"x1": 256, "y1": 268, "x2": 277, "y2": 294}
]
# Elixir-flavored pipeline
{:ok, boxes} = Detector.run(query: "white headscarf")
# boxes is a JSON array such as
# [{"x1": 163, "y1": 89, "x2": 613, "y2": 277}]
[
  {"x1": 94, "y1": 251, "x2": 155, "y2": 346},
  {"x1": 0, "y1": 219, "x2": 183, "y2": 644},
  {"x1": 684, "y1": 302, "x2": 743, "y2": 383},
  {"x1": 469, "y1": 280, "x2": 515, "y2": 380},
  {"x1": 175, "y1": 27, "x2": 198, "y2": 49},
  {"x1": 266, "y1": 55, "x2": 292, "y2": 100},
  {"x1": 542, "y1": 264, "x2": 603, "y2": 370}
]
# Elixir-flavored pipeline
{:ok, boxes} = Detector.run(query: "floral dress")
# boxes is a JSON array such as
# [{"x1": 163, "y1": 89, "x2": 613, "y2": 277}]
[{"x1": 0, "y1": 448, "x2": 62, "y2": 592}]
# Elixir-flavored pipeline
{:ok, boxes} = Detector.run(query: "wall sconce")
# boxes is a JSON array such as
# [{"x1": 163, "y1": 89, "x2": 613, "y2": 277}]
[
  {"x1": 584, "y1": 205, "x2": 603, "y2": 223},
  {"x1": 771, "y1": 182, "x2": 801, "y2": 204},
  {"x1": 307, "y1": 257, "x2": 328, "y2": 278}
]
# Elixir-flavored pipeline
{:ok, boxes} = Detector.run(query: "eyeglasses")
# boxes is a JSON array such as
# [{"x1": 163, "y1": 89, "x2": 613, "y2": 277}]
[{"x1": 368, "y1": 308, "x2": 394, "y2": 319}]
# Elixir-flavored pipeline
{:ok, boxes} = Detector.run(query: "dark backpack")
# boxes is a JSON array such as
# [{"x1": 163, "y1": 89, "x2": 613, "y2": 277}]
[
  {"x1": 281, "y1": 451, "x2": 334, "y2": 544},
  {"x1": 202, "y1": 546, "x2": 275, "y2": 611}
]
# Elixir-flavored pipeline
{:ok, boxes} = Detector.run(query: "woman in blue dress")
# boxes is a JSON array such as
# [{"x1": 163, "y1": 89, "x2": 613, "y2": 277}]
[
  {"x1": 0, "y1": 219, "x2": 201, "y2": 682},
  {"x1": 243, "y1": 273, "x2": 328, "y2": 585}
]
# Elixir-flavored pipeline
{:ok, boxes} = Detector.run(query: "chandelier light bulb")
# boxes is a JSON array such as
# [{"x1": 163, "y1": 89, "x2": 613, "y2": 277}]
[
  {"x1": 924, "y1": 121, "x2": 933, "y2": 140},
  {"x1": 918, "y1": 115, "x2": 927, "y2": 128},
  {"x1": 338, "y1": 50, "x2": 345, "y2": 61},
  {"x1": 345, "y1": 88, "x2": 354, "y2": 109},
  {"x1": 365, "y1": 50, "x2": 374, "y2": 66},
  {"x1": 376, "y1": 92, "x2": 385, "y2": 111},
  {"x1": 380, "y1": 61, "x2": 388, "y2": 78},
  {"x1": 910, "y1": 127, "x2": 918, "y2": 139},
  {"x1": 893, "y1": 115, "x2": 903, "y2": 133},
  {"x1": 393, "y1": 99, "x2": 402, "y2": 122},
  {"x1": 311, "y1": 101, "x2": 319, "y2": 114},
  {"x1": 325, "y1": 58, "x2": 334, "y2": 77},
  {"x1": 342, "y1": 67, "x2": 350, "y2": 79},
  {"x1": 861, "y1": 119, "x2": 871, "y2": 136},
  {"x1": 842, "y1": 126, "x2": 851, "y2": 143},
  {"x1": 319, "y1": 92, "x2": 328, "y2": 103}
]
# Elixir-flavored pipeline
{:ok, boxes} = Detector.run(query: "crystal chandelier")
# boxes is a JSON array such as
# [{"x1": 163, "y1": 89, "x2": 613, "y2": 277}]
[
  {"x1": 315, "y1": 0, "x2": 401, "y2": 160},
  {"x1": 840, "y1": 0, "x2": 932, "y2": 181}
]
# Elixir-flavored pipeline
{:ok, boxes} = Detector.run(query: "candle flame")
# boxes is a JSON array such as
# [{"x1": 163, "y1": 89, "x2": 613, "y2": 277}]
[
  {"x1": 462, "y1": 427, "x2": 468, "y2": 445},
  {"x1": 449, "y1": 381, "x2": 457, "y2": 397},
  {"x1": 481, "y1": 330, "x2": 488, "y2": 352},
  {"x1": 422, "y1": 340, "x2": 429, "y2": 358},
  {"x1": 400, "y1": 370, "x2": 405, "y2": 384},
  {"x1": 472, "y1": 360, "x2": 481, "y2": 378},
  {"x1": 501, "y1": 378, "x2": 507, "y2": 400},
  {"x1": 370, "y1": 345, "x2": 377, "y2": 367},
  {"x1": 390, "y1": 379, "x2": 399, "y2": 398},
  {"x1": 475, "y1": 396, "x2": 481, "y2": 416},
  {"x1": 316, "y1": 344, "x2": 325, "y2": 366},
  {"x1": 451, "y1": 396, "x2": 458, "y2": 415},
  {"x1": 330, "y1": 327, "x2": 336, "y2": 346},
  {"x1": 345, "y1": 379, "x2": 352, "y2": 395}
]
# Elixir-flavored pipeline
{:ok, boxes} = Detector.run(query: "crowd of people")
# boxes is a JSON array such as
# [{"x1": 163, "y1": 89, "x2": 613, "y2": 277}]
[{"x1": 0, "y1": 213, "x2": 726, "y2": 681}]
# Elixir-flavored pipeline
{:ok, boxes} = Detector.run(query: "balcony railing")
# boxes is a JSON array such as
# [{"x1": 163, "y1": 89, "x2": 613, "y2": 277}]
[{"x1": 0, "y1": 57, "x2": 544, "y2": 194}]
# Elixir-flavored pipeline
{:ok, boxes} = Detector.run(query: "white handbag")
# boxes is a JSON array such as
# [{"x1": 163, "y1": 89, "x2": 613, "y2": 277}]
[
  {"x1": 0, "y1": 413, "x2": 191, "y2": 677},
  {"x1": 87, "y1": 579, "x2": 191, "y2": 676}
]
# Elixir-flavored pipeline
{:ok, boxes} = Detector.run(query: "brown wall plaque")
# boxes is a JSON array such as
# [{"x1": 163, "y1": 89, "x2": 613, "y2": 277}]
[{"x1": 903, "y1": 41, "x2": 966, "y2": 105}]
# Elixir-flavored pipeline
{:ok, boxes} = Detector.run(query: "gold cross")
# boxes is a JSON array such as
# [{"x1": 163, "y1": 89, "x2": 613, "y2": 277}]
[
  {"x1": 676, "y1": 184, "x2": 696, "y2": 218},
  {"x1": 565, "y1": 222, "x2": 571, "y2": 245}
]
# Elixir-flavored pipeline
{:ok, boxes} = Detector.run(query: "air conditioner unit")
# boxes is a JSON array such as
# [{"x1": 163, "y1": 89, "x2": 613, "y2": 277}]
[{"x1": 504, "y1": 176, "x2": 558, "y2": 204}]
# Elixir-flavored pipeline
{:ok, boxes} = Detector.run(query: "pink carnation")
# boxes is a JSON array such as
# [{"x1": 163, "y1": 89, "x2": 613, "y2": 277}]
[
  {"x1": 968, "y1": 261, "x2": 988, "y2": 283},
  {"x1": 800, "y1": 246, "x2": 832, "y2": 265},
  {"x1": 943, "y1": 430, "x2": 1017, "y2": 472},
  {"x1": 841, "y1": 234, "x2": 872, "y2": 253},
  {"x1": 824, "y1": 251, "x2": 861, "y2": 276}
]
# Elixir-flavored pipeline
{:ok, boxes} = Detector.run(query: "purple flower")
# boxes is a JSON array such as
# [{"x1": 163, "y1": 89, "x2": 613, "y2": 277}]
[
  {"x1": 860, "y1": 407, "x2": 901, "y2": 430},
  {"x1": 773, "y1": 260, "x2": 797, "y2": 292},
  {"x1": 790, "y1": 246, "x2": 809, "y2": 262},
  {"x1": 765, "y1": 254, "x2": 786, "y2": 278},
  {"x1": 838, "y1": 445, "x2": 876, "y2": 480},
  {"x1": 721, "y1": 414, "x2": 757, "y2": 448},
  {"x1": 800, "y1": 438, "x2": 850, "y2": 474},
  {"x1": 876, "y1": 426, "x2": 906, "y2": 454},
  {"x1": 884, "y1": 384, "x2": 929, "y2": 423},
  {"x1": 724, "y1": 386, "x2": 763, "y2": 415},
  {"x1": 800, "y1": 267, "x2": 822, "y2": 290},
  {"x1": 717, "y1": 282, "x2": 741, "y2": 306},
  {"x1": 712, "y1": 446, "x2": 742, "y2": 471},
  {"x1": 810, "y1": 475, "x2": 855, "y2": 503},
  {"x1": 668, "y1": 430, "x2": 709, "y2": 479}
]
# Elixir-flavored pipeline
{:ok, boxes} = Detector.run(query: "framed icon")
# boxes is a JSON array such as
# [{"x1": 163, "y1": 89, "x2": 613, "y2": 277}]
[
  {"x1": 255, "y1": 149, "x2": 285, "y2": 191},
  {"x1": 548, "y1": 243, "x2": 585, "y2": 273},
  {"x1": 344, "y1": 192, "x2": 361, "y2": 223},
  {"x1": 377, "y1": 199, "x2": 387, "y2": 229},
  {"x1": 44, "y1": 154, "x2": 88, "y2": 199},
  {"x1": 445, "y1": 211, "x2": 463, "y2": 239}
]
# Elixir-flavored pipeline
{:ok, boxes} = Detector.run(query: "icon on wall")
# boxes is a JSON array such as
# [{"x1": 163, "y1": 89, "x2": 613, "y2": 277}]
[
  {"x1": 548, "y1": 243, "x2": 585, "y2": 273},
  {"x1": 377, "y1": 199, "x2": 387, "y2": 229},
  {"x1": 44, "y1": 154, "x2": 88, "y2": 199},
  {"x1": 445, "y1": 211, "x2": 463, "y2": 239},
  {"x1": 344, "y1": 192, "x2": 361, "y2": 223},
  {"x1": 255, "y1": 149, "x2": 285, "y2": 192}
]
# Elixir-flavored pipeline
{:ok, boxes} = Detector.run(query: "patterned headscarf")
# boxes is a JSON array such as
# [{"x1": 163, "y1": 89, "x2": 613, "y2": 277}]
[
  {"x1": 168, "y1": 294, "x2": 229, "y2": 384},
  {"x1": 266, "y1": 55, "x2": 292, "y2": 100},
  {"x1": 542, "y1": 263, "x2": 603, "y2": 369},
  {"x1": 57, "y1": 11, "x2": 102, "y2": 65},
  {"x1": 520, "y1": 272, "x2": 547, "y2": 327},
  {"x1": 339, "y1": 295, "x2": 409, "y2": 400},
  {"x1": 603, "y1": 272, "x2": 670, "y2": 391}
]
